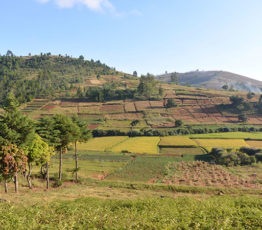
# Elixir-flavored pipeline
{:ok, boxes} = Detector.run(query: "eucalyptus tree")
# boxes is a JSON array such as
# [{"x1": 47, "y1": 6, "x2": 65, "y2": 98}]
[
  {"x1": 0, "y1": 92, "x2": 34, "y2": 192},
  {"x1": 37, "y1": 114, "x2": 79, "y2": 182},
  {"x1": 71, "y1": 115, "x2": 92, "y2": 182}
]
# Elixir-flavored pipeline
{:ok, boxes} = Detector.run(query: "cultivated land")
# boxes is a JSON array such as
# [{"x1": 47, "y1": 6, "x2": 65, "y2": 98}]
[{"x1": 1, "y1": 55, "x2": 262, "y2": 228}]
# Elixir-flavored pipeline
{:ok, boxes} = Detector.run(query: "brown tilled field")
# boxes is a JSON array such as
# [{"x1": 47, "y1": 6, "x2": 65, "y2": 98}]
[{"x1": 161, "y1": 161, "x2": 261, "y2": 189}]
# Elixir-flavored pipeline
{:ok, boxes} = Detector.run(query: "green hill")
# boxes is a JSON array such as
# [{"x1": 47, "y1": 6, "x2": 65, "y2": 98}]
[{"x1": 0, "y1": 53, "x2": 124, "y2": 103}]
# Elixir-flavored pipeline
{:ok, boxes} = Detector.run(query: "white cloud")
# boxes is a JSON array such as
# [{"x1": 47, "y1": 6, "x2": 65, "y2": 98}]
[
  {"x1": 38, "y1": 0, "x2": 115, "y2": 12},
  {"x1": 37, "y1": 0, "x2": 142, "y2": 17}
]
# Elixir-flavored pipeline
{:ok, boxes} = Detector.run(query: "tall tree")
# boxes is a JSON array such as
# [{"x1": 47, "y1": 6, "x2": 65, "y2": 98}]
[
  {"x1": 25, "y1": 134, "x2": 54, "y2": 189},
  {"x1": 51, "y1": 115, "x2": 78, "y2": 181},
  {"x1": 0, "y1": 93, "x2": 34, "y2": 192},
  {"x1": 71, "y1": 115, "x2": 92, "y2": 182}
]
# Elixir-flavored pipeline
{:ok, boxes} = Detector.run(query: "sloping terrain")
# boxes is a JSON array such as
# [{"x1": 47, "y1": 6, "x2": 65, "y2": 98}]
[{"x1": 157, "y1": 71, "x2": 262, "y2": 92}]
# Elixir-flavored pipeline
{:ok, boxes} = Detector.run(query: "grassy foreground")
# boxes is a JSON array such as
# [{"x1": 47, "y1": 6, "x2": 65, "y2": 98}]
[{"x1": 0, "y1": 196, "x2": 262, "y2": 229}]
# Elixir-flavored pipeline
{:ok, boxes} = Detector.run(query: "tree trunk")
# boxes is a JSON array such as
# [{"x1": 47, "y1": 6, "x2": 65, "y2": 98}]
[
  {"x1": 75, "y1": 141, "x2": 78, "y2": 183},
  {"x1": 4, "y1": 180, "x2": 8, "y2": 193},
  {"x1": 40, "y1": 165, "x2": 45, "y2": 179},
  {"x1": 46, "y1": 162, "x2": 49, "y2": 189},
  {"x1": 27, "y1": 163, "x2": 32, "y2": 189},
  {"x1": 59, "y1": 148, "x2": 62, "y2": 181},
  {"x1": 14, "y1": 173, "x2": 18, "y2": 193}
]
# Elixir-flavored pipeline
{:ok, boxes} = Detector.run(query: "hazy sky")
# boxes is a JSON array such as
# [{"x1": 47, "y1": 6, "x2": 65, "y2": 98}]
[{"x1": 1, "y1": 0, "x2": 262, "y2": 80}]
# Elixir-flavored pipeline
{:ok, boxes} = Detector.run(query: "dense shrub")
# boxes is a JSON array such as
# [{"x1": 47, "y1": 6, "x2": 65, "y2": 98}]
[
  {"x1": 240, "y1": 147, "x2": 261, "y2": 156},
  {"x1": 210, "y1": 148, "x2": 256, "y2": 166}
]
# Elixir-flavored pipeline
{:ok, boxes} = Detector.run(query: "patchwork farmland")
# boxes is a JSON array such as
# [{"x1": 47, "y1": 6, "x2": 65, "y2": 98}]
[
  {"x1": 21, "y1": 83, "x2": 262, "y2": 131},
  {"x1": 73, "y1": 134, "x2": 262, "y2": 155}
]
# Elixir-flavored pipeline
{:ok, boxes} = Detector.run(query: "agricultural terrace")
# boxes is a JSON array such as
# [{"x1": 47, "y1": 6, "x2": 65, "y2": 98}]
[
  {"x1": 194, "y1": 139, "x2": 249, "y2": 151},
  {"x1": 159, "y1": 136, "x2": 197, "y2": 147},
  {"x1": 111, "y1": 137, "x2": 160, "y2": 154},
  {"x1": 75, "y1": 136, "x2": 128, "y2": 151}
]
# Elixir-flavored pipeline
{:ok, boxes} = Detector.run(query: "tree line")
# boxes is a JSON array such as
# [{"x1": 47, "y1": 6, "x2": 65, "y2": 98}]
[{"x1": 0, "y1": 93, "x2": 91, "y2": 193}]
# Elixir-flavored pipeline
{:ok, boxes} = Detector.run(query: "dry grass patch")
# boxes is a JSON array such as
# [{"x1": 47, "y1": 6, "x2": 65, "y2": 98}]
[
  {"x1": 161, "y1": 161, "x2": 260, "y2": 189},
  {"x1": 245, "y1": 141, "x2": 262, "y2": 149}
]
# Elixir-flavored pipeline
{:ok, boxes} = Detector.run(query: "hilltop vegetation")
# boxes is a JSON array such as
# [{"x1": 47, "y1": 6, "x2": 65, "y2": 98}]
[{"x1": 0, "y1": 51, "x2": 119, "y2": 103}]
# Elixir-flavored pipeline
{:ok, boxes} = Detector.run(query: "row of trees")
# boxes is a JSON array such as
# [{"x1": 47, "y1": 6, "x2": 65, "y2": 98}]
[{"x1": 0, "y1": 93, "x2": 91, "y2": 193}]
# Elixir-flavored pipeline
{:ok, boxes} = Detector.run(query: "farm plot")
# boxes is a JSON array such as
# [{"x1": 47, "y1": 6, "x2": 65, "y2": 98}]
[
  {"x1": 124, "y1": 102, "x2": 136, "y2": 112},
  {"x1": 159, "y1": 136, "x2": 197, "y2": 147},
  {"x1": 101, "y1": 104, "x2": 124, "y2": 114},
  {"x1": 145, "y1": 113, "x2": 174, "y2": 128},
  {"x1": 149, "y1": 100, "x2": 164, "y2": 108},
  {"x1": 189, "y1": 132, "x2": 262, "y2": 140},
  {"x1": 79, "y1": 105, "x2": 101, "y2": 114},
  {"x1": 41, "y1": 103, "x2": 58, "y2": 111},
  {"x1": 22, "y1": 99, "x2": 49, "y2": 113},
  {"x1": 160, "y1": 147, "x2": 204, "y2": 155},
  {"x1": 111, "y1": 137, "x2": 160, "y2": 154},
  {"x1": 78, "y1": 136, "x2": 128, "y2": 152},
  {"x1": 193, "y1": 139, "x2": 249, "y2": 151},
  {"x1": 60, "y1": 101, "x2": 78, "y2": 107},
  {"x1": 160, "y1": 161, "x2": 260, "y2": 189},
  {"x1": 108, "y1": 113, "x2": 143, "y2": 120},
  {"x1": 245, "y1": 141, "x2": 262, "y2": 149},
  {"x1": 134, "y1": 101, "x2": 151, "y2": 111},
  {"x1": 169, "y1": 108, "x2": 197, "y2": 123}
]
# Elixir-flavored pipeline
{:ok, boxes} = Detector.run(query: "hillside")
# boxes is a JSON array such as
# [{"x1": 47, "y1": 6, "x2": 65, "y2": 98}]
[
  {"x1": 0, "y1": 53, "x2": 131, "y2": 103},
  {"x1": 1, "y1": 53, "x2": 262, "y2": 131},
  {"x1": 157, "y1": 71, "x2": 262, "y2": 93}
]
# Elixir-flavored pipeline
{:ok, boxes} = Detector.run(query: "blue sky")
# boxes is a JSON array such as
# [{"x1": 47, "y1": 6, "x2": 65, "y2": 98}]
[{"x1": 1, "y1": 0, "x2": 262, "y2": 80}]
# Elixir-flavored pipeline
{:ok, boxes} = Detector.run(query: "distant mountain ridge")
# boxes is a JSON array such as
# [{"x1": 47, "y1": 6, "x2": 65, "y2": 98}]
[{"x1": 156, "y1": 71, "x2": 262, "y2": 93}]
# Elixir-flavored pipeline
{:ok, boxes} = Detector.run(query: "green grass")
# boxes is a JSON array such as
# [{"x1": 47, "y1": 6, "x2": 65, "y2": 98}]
[
  {"x1": 1, "y1": 196, "x2": 262, "y2": 229},
  {"x1": 107, "y1": 155, "x2": 194, "y2": 182},
  {"x1": 160, "y1": 147, "x2": 204, "y2": 155}
]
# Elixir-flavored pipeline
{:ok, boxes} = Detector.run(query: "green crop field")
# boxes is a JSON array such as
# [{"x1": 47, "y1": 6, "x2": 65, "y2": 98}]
[
  {"x1": 75, "y1": 136, "x2": 128, "y2": 152},
  {"x1": 194, "y1": 139, "x2": 249, "y2": 151},
  {"x1": 159, "y1": 136, "x2": 198, "y2": 147},
  {"x1": 189, "y1": 132, "x2": 262, "y2": 140},
  {"x1": 111, "y1": 137, "x2": 160, "y2": 154}
]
